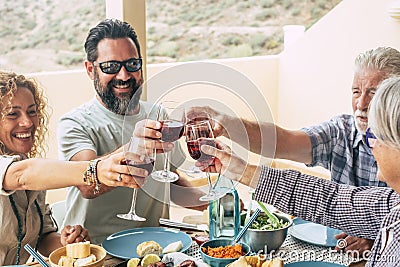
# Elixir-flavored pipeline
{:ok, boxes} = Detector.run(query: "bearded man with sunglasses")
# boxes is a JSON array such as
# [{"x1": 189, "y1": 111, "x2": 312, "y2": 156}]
[{"x1": 56, "y1": 19, "x2": 202, "y2": 244}]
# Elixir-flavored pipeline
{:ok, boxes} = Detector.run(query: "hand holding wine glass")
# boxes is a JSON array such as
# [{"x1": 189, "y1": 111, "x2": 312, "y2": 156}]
[
  {"x1": 196, "y1": 139, "x2": 261, "y2": 188},
  {"x1": 117, "y1": 137, "x2": 155, "y2": 221},
  {"x1": 152, "y1": 101, "x2": 185, "y2": 182},
  {"x1": 184, "y1": 111, "x2": 211, "y2": 178},
  {"x1": 186, "y1": 120, "x2": 226, "y2": 201}
]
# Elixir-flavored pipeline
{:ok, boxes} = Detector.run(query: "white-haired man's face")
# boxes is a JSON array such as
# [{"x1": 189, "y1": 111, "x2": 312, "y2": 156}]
[{"x1": 351, "y1": 69, "x2": 387, "y2": 134}]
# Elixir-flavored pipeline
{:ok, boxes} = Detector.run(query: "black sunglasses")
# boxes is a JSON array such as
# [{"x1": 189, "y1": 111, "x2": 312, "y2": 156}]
[
  {"x1": 365, "y1": 128, "x2": 377, "y2": 148},
  {"x1": 94, "y1": 58, "x2": 142, "y2": 74}
]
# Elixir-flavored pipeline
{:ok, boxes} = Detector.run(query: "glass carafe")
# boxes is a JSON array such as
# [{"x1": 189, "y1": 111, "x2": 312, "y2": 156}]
[{"x1": 208, "y1": 175, "x2": 240, "y2": 240}]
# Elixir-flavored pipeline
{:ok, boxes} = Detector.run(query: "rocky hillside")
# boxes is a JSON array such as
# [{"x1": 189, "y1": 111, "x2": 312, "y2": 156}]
[{"x1": 0, "y1": 0, "x2": 341, "y2": 73}]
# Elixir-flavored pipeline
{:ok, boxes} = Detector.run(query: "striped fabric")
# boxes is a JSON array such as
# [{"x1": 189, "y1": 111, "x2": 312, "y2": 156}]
[{"x1": 254, "y1": 166, "x2": 400, "y2": 266}]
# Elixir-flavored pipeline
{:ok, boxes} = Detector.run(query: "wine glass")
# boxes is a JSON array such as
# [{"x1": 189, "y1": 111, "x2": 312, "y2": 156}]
[
  {"x1": 184, "y1": 111, "x2": 212, "y2": 178},
  {"x1": 185, "y1": 120, "x2": 226, "y2": 201},
  {"x1": 117, "y1": 138, "x2": 155, "y2": 221},
  {"x1": 151, "y1": 101, "x2": 185, "y2": 183}
]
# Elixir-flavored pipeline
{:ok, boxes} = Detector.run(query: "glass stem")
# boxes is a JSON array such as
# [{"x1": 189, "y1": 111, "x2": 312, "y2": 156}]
[
  {"x1": 129, "y1": 189, "x2": 138, "y2": 214},
  {"x1": 206, "y1": 172, "x2": 213, "y2": 194},
  {"x1": 163, "y1": 151, "x2": 171, "y2": 175}
]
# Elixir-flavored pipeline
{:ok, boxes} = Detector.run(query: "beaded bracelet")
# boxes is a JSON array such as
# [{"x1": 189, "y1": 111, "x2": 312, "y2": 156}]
[{"x1": 83, "y1": 159, "x2": 101, "y2": 194}]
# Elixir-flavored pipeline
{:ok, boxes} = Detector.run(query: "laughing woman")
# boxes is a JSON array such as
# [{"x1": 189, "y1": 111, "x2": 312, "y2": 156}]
[
  {"x1": 0, "y1": 71, "x2": 145, "y2": 265},
  {"x1": 200, "y1": 76, "x2": 400, "y2": 267}
]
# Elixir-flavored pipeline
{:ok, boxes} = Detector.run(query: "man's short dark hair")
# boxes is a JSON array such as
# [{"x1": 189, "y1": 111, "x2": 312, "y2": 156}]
[{"x1": 84, "y1": 18, "x2": 141, "y2": 62}]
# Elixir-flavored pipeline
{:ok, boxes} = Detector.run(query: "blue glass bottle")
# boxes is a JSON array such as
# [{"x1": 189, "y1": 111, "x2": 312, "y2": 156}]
[{"x1": 209, "y1": 175, "x2": 240, "y2": 240}]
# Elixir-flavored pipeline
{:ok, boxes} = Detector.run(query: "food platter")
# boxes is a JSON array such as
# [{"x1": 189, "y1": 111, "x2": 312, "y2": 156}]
[
  {"x1": 102, "y1": 227, "x2": 192, "y2": 259},
  {"x1": 289, "y1": 219, "x2": 342, "y2": 247}
]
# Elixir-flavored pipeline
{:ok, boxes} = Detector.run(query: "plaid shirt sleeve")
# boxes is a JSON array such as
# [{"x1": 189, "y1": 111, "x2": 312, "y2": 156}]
[
  {"x1": 301, "y1": 114, "x2": 384, "y2": 187},
  {"x1": 254, "y1": 166, "x2": 400, "y2": 240}
]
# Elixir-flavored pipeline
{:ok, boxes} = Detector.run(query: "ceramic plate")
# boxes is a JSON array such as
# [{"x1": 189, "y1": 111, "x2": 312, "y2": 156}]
[
  {"x1": 289, "y1": 219, "x2": 342, "y2": 247},
  {"x1": 102, "y1": 227, "x2": 192, "y2": 259},
  {"x1": 286, "y1": 261, "x2": 345, "y2": 266}
]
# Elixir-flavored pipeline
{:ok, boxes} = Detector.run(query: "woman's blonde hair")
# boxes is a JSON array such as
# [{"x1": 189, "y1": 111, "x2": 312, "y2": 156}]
[{"x1": 0, "y1": 71, "x2": 49, "y2": 158}]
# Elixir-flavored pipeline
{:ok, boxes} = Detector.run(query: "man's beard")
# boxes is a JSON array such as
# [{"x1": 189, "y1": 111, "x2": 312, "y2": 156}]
[
  {"x1": 354, "y1": 110, "x2": 368, "y2": 134},
  {"x1": 94, "y1": 69, "x2": 143, "y2": 115}
]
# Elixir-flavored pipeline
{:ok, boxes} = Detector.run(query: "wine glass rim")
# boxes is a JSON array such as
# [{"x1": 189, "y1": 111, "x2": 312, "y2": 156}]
[{"x1": 186, "y1": 119, "x2": 212, "y2": 127}]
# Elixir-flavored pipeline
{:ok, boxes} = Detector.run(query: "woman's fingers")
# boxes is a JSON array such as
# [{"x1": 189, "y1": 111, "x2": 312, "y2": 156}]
[
  {"x1": 60, "y1": 225, "x2": 90, "y2": 245},
  {"x1": 96, "y1": 153, "x2": 147, "y2": 188}
]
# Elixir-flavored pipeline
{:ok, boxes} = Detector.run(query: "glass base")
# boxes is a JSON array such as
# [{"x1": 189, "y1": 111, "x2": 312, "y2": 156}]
[
  {"x1": 117, "y1": 213, "x2": 146, "y2": 221},
  {"x1": 199, "y1": 189, "x2": 227, "y2": 201},
  {"x1": 186, "y1": 166, "x2": 207, "y2": 178},
  {"x1": 152, "y1": 170, "x2": 179, "y2": 182}
]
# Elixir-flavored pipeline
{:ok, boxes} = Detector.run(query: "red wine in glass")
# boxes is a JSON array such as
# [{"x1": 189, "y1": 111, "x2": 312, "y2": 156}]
[
  {"x1": 187, "y1": 138, "x2": 215, "y2": 166},
  {"x1": 123, "y1": 158, "x2": 155, "y2": 174},
  {"x1": 160, "y1": 120, "x2": 184, "y2": 142}
]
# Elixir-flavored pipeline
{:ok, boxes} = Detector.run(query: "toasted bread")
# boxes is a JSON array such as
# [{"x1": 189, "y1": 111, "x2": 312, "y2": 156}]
[
  {"x1": 136, "y1": 241, "x2": 163, "y2": 257},
  {"x1": 66, "y1": 241, "x2": 90, "y2": 258},
  {"x1": 228, "y1": 256, "x2": 283, "y2": 267},
  {"x1": 261, "y1": 258, "x2": 284, "y2": 267},
  {"x1": 57, "y1": 255, "x2": 75, "y2": 267}
]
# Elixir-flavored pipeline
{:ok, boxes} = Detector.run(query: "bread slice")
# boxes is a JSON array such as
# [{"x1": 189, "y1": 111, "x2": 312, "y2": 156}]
[
  {"x1": 229, "y1": 256, "x2": 251, "y2": 267},
  {"x1": 261, "y1": 258, "x2": 284, "y2": 267},
  {"x1": 58, "y1": 255, "x2": 75, "y2": 267},
  {"x1": 227, "y1": 256, "x2": 282, "y2": 267},
  {"x1": 227, "y1": 255, "x2": 266, "y2": 267},
  {"x1": 136, "y1": 241, "x2": 163, "y2": 257},
  {"x1": 66, "y1": 241, "x2": 91, "y2": 258}
]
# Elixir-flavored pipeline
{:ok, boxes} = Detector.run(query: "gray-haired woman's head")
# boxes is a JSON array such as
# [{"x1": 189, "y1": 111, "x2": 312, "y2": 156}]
[
  {"x1": 355, "y1": 47, "x2": 400, "y2": 78},
  {"x1": 368, "y1": 76, "x2": 400, "y2": 151}
]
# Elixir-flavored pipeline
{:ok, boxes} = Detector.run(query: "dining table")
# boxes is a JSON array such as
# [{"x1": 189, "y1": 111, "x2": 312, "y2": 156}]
[
  {"x1": 100, "y1": 227, "x2": 367, "y2": 267},
  {"x1": 25, "y1": 226, "x2": 366, "y2": 267}
]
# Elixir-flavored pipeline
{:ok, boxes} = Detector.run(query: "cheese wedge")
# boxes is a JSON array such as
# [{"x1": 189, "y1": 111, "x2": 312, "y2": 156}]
[
  {"x1": 66, "y1": 241, "x2": 91, "y2": 258},
  {"x1": 162, "y1": 240, "x2": 183, "y2": 254}
]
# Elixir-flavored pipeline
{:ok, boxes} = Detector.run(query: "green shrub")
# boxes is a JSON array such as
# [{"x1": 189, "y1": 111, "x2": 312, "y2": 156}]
[
  {"x1": 250, "y1": 34, "x2": 267, "y2": 49},
  {"x1": 282, "y1": 0, "x2": 293, "y2": 9},
  {"x1": 291, "y1": 7, "x2": 301, "y2": 17},
  {"x1": 228, "y1": 44, "x2": 253, "y2": 58},
  {"x1": 168, "y1": 18, "x2": 180, "y2": 25},
  {"x1": 155, "y1": 41, "x2": 178, "y2": 58},
  {"x1": 266, "y1": 39, "x2": 280, "y2": 49},
  {"x1": 311, "y1": 7, "x2": 323, "y2": 17},
  {"x1": 57, "y1": 54, "x2": 84, "y2": 66},
  {"x1": 222, "y1": 35, "x2": 242, "y2": 46},
  {"x1": 255, "y1": 9, "x2": 274, "y2": 20},
  {"x1": 237, "y1": 2, "x2": 250, "y2": 10},
  {"x1": 261, "y1": 0, "x2": 275, "y2": 8}
]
